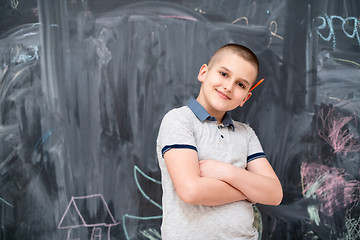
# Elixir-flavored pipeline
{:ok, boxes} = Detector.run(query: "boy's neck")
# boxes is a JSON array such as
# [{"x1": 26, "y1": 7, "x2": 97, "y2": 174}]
[{"x1": 195, "y1": 97, "x2": 225, "y2": 124}]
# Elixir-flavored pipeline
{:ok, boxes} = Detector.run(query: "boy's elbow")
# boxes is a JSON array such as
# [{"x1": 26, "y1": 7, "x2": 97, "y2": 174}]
[
  {"x1": 271, "y1": 186, "x2": 283, "y2": 206},
  {"x1": 259, "y1": 183, "x2": 283, "y2": 206},
  {"x1": 179, "y1": 192, "x2": 198, "y2": 205},
  {"x1": 176, "y1": 183, "x2": 201, "y2": 205},
  {"x1": 272, "y1": 193, "x2": 283, "y2": 206}
]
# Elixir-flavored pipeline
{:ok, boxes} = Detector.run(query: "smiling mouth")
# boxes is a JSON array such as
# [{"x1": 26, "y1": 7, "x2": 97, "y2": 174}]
[{"x1": 216, "y1": 90, "x2": 231, "y2": 100}]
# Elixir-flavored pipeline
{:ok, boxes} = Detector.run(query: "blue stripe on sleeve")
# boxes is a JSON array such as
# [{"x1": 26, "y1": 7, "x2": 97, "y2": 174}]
[
  {"x1": 247, "y1": 152, "x2": 266, "y2": 163},
  {"x1": 162, "y1": 144, "x2": 197, "y2": 157}
]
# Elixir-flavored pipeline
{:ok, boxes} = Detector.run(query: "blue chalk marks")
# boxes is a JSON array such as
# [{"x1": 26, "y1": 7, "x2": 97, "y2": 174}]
[
  {"x1": 315, "y1": 14, "x2": 360, "y2": 49},
  {"x1": 33, "y1": 130, "x2": 52, "y2": 151},
  {"x1": 122, "y1": 214, "x2": 162, "y2": 240},
  {"x1": 123, "y1": 165, "x2": 162, "y2": 240},
  {"x1": 134, "y1": 165, "x2": 162, "y2": 210},
  {"x1": 0, "y1": 196, "x2": 14, "y2": 208}
]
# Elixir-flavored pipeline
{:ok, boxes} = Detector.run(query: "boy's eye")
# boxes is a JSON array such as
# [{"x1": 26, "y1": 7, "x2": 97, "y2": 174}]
[
  {"x1": 237, "y1": 82, "x2": 245, "y2": 88},
  {"x1": 220, "y1": 72, "x2": 228, "y2": 77}
]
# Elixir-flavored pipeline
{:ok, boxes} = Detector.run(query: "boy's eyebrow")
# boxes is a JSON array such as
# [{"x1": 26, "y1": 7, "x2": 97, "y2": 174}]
[
  {"x1": 219, "y1": 66, "x2": 251, "y2": 86},
  {"x1": 219, "y1": 66, "x2": 232, "y2": 74}
]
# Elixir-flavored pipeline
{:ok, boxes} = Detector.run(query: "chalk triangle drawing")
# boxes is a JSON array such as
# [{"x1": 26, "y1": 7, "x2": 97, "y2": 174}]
[
  {"x1": 58, "y1": 197, "x2": 87, "y2": 228},
  {"x1": 58, "y1": 194, "x2": 117, "y2": 229}
]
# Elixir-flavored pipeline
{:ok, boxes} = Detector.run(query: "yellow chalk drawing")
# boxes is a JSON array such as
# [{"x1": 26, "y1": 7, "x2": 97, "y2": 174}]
[{"x1": 334, "y1": 58, "x2": 360, "y2": 67}]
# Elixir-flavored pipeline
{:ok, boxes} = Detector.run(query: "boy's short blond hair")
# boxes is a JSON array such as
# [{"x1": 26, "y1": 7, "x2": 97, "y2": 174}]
[{"x1": 208, "y1": 43, "x2": 259, "y2": 73}]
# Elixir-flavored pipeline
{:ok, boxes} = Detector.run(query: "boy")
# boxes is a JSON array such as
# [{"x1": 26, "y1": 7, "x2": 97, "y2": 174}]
[{"x1": 156, "y1": 44, "x2": 283, "y2": 239}]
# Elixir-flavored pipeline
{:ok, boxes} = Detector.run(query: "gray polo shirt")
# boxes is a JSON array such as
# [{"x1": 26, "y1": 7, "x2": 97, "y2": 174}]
[{"x1": 156, "y1": 98, "x2": 266, "y2": 240}]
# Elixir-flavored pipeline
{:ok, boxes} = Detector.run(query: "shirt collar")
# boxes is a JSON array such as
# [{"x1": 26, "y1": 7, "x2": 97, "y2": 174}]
[{"x1": 187, "y1": 98, "x2": 235, "y2": 130}]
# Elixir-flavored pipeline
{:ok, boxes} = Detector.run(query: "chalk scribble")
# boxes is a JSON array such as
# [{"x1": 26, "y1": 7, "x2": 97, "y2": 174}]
[
  {"x1": 341, "y1": 216, "x2": 360, "y2": 240},
  {"x1": 301, "y1": 162, "x2": 360, "y2": 216},
  {"x1": 317, "y1": 106, "x2": 360, "y2": 156}
]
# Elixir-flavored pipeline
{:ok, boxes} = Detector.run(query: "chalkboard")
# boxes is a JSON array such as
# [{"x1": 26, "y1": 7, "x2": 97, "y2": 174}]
[{"x1": 1, "y1": 0, "x2": 359, "y2": 239}]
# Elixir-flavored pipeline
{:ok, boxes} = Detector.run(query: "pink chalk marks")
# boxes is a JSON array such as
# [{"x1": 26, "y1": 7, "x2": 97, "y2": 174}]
[
  {"x1": 32, "y1": 8, "x2": 38, "y2": 17},
  {"x1": 317, "y1": 106, "x2": 360, "y2": 156},
  {"x1": 301, "y1": 162, "x2": 360, "y2": 216},
  {"x1": 58, "y1": 194, "x2": 119, "y2": 240}
]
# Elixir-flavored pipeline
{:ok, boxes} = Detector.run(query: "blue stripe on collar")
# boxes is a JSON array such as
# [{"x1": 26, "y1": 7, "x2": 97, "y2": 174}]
[
  {"x1": 222, "y1": 112, "x2": 235, "y2": 129},
  {"x1": 187, "y1": 98, "x2": 213, "y2": 121},
  {"x1": 187, "y1": 98, "x2": 235, "y2": 130}
]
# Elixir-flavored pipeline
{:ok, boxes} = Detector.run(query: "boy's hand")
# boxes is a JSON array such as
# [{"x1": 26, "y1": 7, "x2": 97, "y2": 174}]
[
  {"x1": 199, "y1": 159, "x2": 230, "y2": 181},
  {"x1": 200, "y1": 160, "x2": 257, "y2": 204}
]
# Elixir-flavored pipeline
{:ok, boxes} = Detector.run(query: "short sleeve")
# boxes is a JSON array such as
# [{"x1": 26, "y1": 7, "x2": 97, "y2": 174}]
[
  {"x1": 157, "y1": 108, "x2": 197, "y2": 157},
  {"x1": 246, "y1": 126, "x2": 266, "y2": 162}
]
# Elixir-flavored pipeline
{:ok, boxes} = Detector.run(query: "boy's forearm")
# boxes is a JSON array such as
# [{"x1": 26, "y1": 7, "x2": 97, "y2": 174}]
[
  {"x1": 164, "y1": 149, "x2": 250, "y2": 206},
  {"x1": 184, "y1": 176, "x2": 248, "y2": 206},
  {"x1": 222, "y1": 163, "x2": 283, "y2": 205},
  {"x1": 199, "y1": 158, "x2": 283, "y2": 205}
]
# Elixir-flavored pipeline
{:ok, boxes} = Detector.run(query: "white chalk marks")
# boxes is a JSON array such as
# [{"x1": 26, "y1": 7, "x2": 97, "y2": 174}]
[
  {"x1": 10, "y1": 0, "x2": 19, "y2": 9},
  {"x1": 58, "y1": 165, "x2": 162, "y2": 239},
  {"x1": 0, "y1": 196, "x2": 14, "y2": 208}
]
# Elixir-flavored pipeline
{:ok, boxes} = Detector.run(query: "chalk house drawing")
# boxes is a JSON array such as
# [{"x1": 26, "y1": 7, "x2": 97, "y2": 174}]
[{"x1": 58, "y1": 194, "x2": 119, "y2": 240}]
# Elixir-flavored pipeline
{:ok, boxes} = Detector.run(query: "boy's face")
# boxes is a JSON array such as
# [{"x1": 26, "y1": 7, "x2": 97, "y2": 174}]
[{"x1": 196, "y1": 50, "x2": 258, "y2": 121}]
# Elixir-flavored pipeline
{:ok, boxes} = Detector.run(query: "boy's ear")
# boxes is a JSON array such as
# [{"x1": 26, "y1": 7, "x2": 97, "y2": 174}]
[
  {"x1": 239, "y1": 92, "x2": 252, "y2": 107},
  {"x1": 197, "y1": 64, "x2": 208, "y2": 82}
]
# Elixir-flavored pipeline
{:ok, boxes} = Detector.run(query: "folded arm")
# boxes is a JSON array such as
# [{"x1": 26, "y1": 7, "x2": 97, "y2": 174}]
[
  {"x1": 199, "y1": 158, "x2": 283, "y2": 205},
  {"x1": 164, "y1": 148, "x2": 248, "y2": 206}
]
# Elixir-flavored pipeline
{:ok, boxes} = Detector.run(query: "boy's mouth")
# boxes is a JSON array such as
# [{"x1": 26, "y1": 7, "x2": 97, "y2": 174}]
[{"x1": 216, "y1": 89, "x2": 231, "y2": 100}]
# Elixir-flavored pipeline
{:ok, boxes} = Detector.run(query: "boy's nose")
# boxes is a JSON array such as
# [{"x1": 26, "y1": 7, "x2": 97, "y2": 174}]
[{"x1": 223, "y1": 81, "x2": 234, "y2": 92}]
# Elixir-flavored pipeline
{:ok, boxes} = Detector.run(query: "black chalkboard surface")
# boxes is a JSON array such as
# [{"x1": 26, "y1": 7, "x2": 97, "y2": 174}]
[{"x1": 1, "y1": 0, "x2": 359, "y2": 239}]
